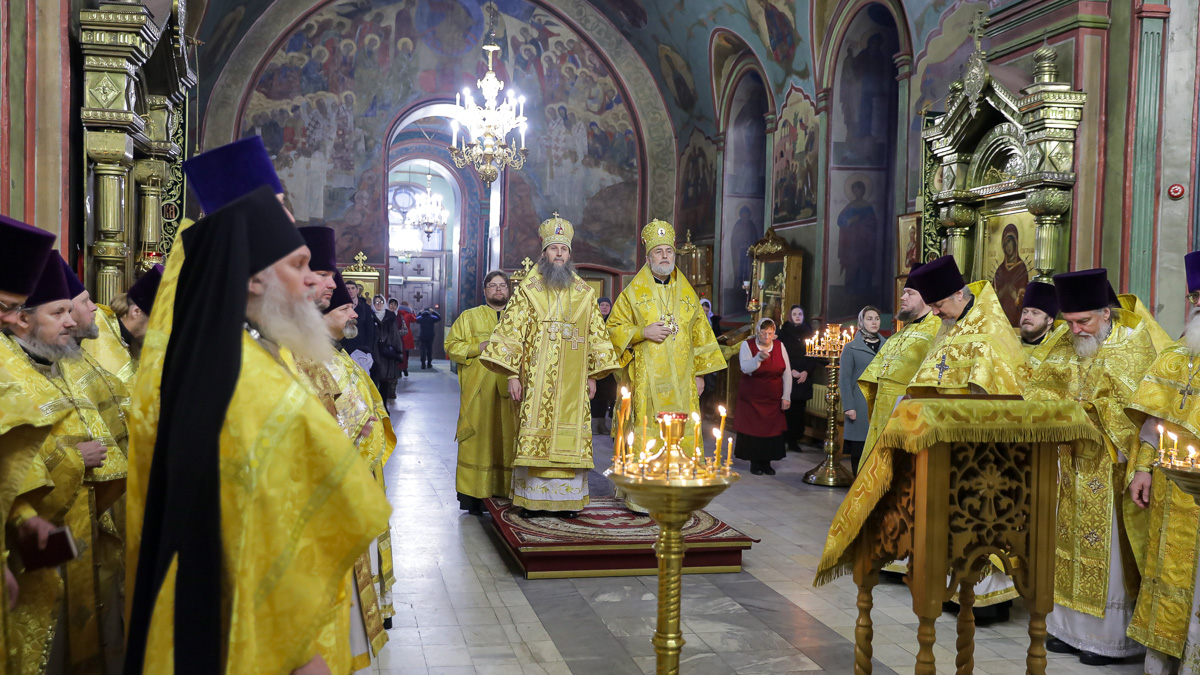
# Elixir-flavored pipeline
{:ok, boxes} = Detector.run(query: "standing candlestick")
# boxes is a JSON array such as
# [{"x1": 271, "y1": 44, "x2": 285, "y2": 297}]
[{"x1": 803, "y1": 323, "x2": 854, "y2": 487}]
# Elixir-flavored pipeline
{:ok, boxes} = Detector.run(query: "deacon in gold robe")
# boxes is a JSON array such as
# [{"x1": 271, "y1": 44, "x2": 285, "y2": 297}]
[
  {"x1": 906, "y1": 255, "x2": 1029, "y2": 396},
  {"x1": 0, "y1": 215, "x2": 64, "y2": 675},
  {"x1": 83, "y1": 265, "x2": 162, "y2": 390},
  {"x1": 4, "y1": 256, "x2": 125, "y2": 675},
  {"x1": 323, "y1": 274, "x2": 395, "y2": 672},
  {"x1": 1123, "y1": 251, "x2": 1200, "y2": 675},
  {"x1": 124, "y1": 153, "x2": 388, "y2": 674},
  {"x1": 446, "y1": 270, "x2": 518, "y2": 515},
  {"x1": 607, "y1": 219, "x2": 725, "y2": 453},
  {"x1": 1023, "y1": 269, "x2": 1155, "y2": 665},
  {"x1": 480, "y1": 214, "x2": 619, "y2": 516},
  {"x1": 855, "y1": 271, "x2": 939, "y2": 471}
]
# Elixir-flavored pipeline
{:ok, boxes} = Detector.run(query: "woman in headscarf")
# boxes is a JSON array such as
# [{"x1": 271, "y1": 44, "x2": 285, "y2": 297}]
[
  {"x1": 839, "y1": 305, "x2": 885, "y2": 474},
  {"x1": 777, "y1": 304, "x2": 817, "y2": 450},
  {"x1": 591, "y1": 296, "x2": 617, "y2": 432},
  {"x1": 372, "y1": 294, "x2": 403, "y2": 400},
  {"x1": 734, "y1": 318, "x2": 791, "y2": 475}
]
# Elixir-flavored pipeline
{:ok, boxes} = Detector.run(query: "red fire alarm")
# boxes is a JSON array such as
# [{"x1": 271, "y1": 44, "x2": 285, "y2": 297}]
[{"x1": 1168, "y1": 184, "x2": 1186, "y2": 200}]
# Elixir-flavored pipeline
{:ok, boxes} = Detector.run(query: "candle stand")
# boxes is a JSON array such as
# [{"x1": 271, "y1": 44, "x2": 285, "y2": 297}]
[{"x1": 803, "y1": 324, "x2": 855, "y2": 487}]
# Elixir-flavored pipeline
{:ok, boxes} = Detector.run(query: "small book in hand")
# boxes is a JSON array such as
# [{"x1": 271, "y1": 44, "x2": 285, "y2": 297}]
[{"x1": 15, "y1": 526, "x2": 78, "y2": 571}]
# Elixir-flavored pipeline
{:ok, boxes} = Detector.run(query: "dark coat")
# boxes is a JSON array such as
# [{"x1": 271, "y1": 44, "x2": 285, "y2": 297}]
[
  {"x1": 839, "y1": 331, "x2": 886, "y2": 442},
  {"x1": 415, "y1": 310, "x2": 441, "y2": 342},
  {"x1": 341, "y1": 299, "x2": 378, "y2": 362},
  {"x1": 373, "y1": 308, "x2": 403, "y2": 380},
  {"x1": 778, "y1": 321, "x2": 818, "y2": 401}
]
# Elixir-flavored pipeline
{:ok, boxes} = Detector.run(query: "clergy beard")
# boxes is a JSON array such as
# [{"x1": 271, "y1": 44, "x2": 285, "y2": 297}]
[
  {"x1": 343, "y1": 318, "x2": 359, "y2": 340},
  {"x1": 1183, "y1": 306, "x2": 1200, "y2": 354},
  {"x1": 1071, "y1": 321, "x2": 1112, "y2": 359},
  {"x1": 250, "y1": 271, "x2": 334, "y2": 363},
  {"x1": 650, "y1": 261, "x2": 674, "y2": 277},
  {"x1": 70, "y1": 321, "x2": 100, "y2": 341},
  {"x1": 538, "y1": 257, "x2": 576, "y2": 291},
  {"x1": 1019, "y1": 321, "x2": 1051, "y2": 343},
  {"x1": 18, "y1": 332, "x2": 81, "y2": 362},
  {"x1": 896, "y1": 307, "x2": 922, "y2": 323}
]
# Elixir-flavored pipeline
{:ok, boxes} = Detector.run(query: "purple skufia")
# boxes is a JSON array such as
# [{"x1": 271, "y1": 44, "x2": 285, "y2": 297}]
[
  {"x1": 1187, "y1": 251, "x2": 1200, "y2": 294},
  {"x1": 24, "y1": 252, "x2": 72, "y2": 307},
  {"x1": 0, "y1": 214, "x2": 56, "y2": 296},
  {"x1": 58, "y1": 256, "x2": 85, "y2": 298},
  {"x1": 1052, "y1": 268, "x2": 1110, "y2": 314},
  {"x1": 127, "y1": 264, "x2": 165, "y2": 314},
  {"x1": 299, "y1": 226, "x2": 338, "y2": 272},
  {"x1": 183, "y1": 137, "x2": 284, "y2": 214},
  {"x1": 324, "y1": 270, "x2": 352, "y2": 314},
  {"x1": 904, "y1": 255, "x2": 964, "y2": 304},
  {"x1": 1022, "y1": 281, "x2": 1059, "y2": 318}
]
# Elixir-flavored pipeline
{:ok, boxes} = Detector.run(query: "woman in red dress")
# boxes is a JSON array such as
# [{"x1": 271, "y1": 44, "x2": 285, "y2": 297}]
[{"x1": 734, "y1": 318, "x2": 792, "y2": 475}]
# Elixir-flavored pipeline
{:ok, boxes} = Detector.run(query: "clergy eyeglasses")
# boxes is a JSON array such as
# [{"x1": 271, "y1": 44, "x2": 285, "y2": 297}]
[
  {"x1": 1188, "y1": 290, "x2": 1200, "y2": 305},
  {"x1": 485, "y1": 283, "x2": 509, "y2": 290}
]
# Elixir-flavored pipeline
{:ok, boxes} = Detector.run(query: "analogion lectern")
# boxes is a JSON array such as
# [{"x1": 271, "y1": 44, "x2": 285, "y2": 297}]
[{"x1": 822, "y1": 398, "x2": 1101, "y2": 675}]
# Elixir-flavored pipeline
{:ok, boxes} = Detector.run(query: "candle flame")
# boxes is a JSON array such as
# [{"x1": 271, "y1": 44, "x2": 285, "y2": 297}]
[
  {"x1": 645, "y1": 439, "x2": 656, "y2": 451},
  {"x1": 627, "y1": 432, "x2": 635, "y2": 446},
  {"x1": 621, "y1": 387, "x2": 630, "y2": 399},
  {"x1": 1159, "y1": 424, "x2": 1165, "y2": 434},
  {"x1": 691, "y1": 412, "x2": 701, "y2": 423},
  {"x1": 712, "y1": 428, "x2": 722, "y2": 440},
  {"x1": 1170, "y1": 431, "x2": 1179, "y2": 442},
  {"x1": 718, "y1": 405, "x2": 727, "y2": 416},
  {"x1": 1190, "y1": 446, "x2": 1196, "y2": 458}
]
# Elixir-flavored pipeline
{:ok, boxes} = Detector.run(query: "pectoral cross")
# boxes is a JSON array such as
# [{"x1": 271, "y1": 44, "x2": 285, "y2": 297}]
[
  {"x1": 565, "y1": 326, "x2": 586, "y2": 351},
  {"x1": 1181, "y1": 384, "x2": 1196, "y2": 410},
  {"x1": 935, "y1": 354, "x2": 950, "y2": 383}
]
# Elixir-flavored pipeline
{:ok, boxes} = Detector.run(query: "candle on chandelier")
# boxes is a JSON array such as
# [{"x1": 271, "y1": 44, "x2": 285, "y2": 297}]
[
  {"x1": 718, "y1": 405, "x2": 727, "y2": 442},
  {"x1": 725, "y1": 437, "x2": 734, "y2": 470},
  {"x1": 692, "y1": 412, "x2": 702, "y2": 456},
  {"x1": 451, "y1": 119, "x2": 459, "y2": 149},
  {"x1": 1158, "y1": 424, "x2": 1166, "y2": 464},
  {"x1": 712, "y1": 428, "x2": 722, "y2": 469},
  {"x1": 520, "y1": 123, "x2": 527, "y2": 150},
  {"x1": 1169, "y1": 431, "x2": 1180, "y2": 465},
  {"x1": 626, "y1": 432, "x2": 634, "y2": 469},
  {"x1": 1190, "y1": 445, "x2": 1197, "y2": 468}
]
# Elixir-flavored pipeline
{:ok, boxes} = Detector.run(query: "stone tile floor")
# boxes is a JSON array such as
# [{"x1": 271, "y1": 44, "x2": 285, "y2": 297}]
[{"x1": 375, "y1": 361, "x2": 1147, "y2": 674}]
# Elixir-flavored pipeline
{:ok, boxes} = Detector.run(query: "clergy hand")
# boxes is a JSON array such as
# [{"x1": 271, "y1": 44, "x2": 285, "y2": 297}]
[
  {"x1": 5, "y1": 567, "x2": 16, "y2": 610},
  {"x1": 1129, "y1": 471, "x2": 1153, "y2": 509},
  {"x1": 643, "y1": 322, "x2": 670, "y2": 343},
  {"x1": 358, "y1": 417, "x2": 378, "y2": 442},
  {"x1": 480, "y1": 340, "x2": 489, "y2": 352},
  {"x1": 588, "y1": 378, "x2": 597, "y2": 400},
  {"x1": 781, "y1": 399, "x2": 791, "y2": 411},
  {"x1": 845, "y1": 410, "x2": 857, "y2": 421},
  {"x1": 78, "y1": 441, "x2": 107, "y2": 468},
  {"x1": 291, "y1": 654, "x2": 332, "y2": 675},
  {"x1": 695, "y1": 376, "x2": 705, "y2": 397},
  {"x1": 509, "y1": 378, "x2": 523, "y2": 401},
  {"x1": 18, "y1": 516, "x2": 55, "y2": 550}
]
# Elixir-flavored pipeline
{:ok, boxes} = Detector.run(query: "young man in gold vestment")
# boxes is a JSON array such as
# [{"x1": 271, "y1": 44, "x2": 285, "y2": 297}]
[
  {"x1": 1024, "y1": 268, "x2": 1157, "y2": 665},
  {"x1": 323, "y1": 274, "x2": 396, "y2": 672},
  {"x1": 480, "y1": 214, "x2": 619, "y2": 517},
  {"x1": 82, "y1": 264, "x2": 162, "y2": 389},
  {"x1": 446, "y1": 270, "x2": 518, "y2": 515},
  {"x1": 4, "y1": 255, "x2": 124, "y2": 675},
  {"x1": 1124, "y1": 251, "x2": 1200, "y2": 675},
  {"x1": 1018, "y1": 281, "x2": 1065, "y2": 372}
]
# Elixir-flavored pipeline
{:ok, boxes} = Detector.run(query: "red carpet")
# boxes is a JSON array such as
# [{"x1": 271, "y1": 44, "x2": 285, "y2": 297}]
[{"x1": 484, "y1": 497, "x2": 756, "y2": 579}]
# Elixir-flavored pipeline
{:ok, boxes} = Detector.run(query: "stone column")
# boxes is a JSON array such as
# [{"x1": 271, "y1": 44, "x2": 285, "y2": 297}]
[
  {"x1": 712, "y1": 133, "x2": 727, "y2": 314},
  {"x1": 1127, "y1": 6, "x2": 1169, "y2": 299},
  {"x1": 763, "y1": 111, "x2": 778, "y2": 230},
  {"x1": 893, "y1": 52, "x2": 913, "y2": 213}
]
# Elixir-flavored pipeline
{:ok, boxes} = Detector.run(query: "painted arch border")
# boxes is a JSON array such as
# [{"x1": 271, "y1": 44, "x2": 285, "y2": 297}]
[{"x1": 201, "y1": 0, "x2": 678, "y2": 228}]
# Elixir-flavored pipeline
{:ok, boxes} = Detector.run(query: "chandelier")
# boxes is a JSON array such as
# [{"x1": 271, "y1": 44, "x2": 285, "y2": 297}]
[
  {"x1": 449, "y1": 7, "x2": 527, "y2": 186},
  {"x1": 405, "y1": 173, "x2": 449, "y2": 239}
]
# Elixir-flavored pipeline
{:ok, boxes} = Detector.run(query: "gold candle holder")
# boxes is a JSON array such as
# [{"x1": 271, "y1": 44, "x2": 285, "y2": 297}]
[
  {"x1": 802, "y1": 324, "x2": 855, "y2": 487},
  {"x1": 607, "y1": 411, "x2": 738, "y2": 674},
  {"x1": 1154, "y1": 426, "x2": 1200, "y2": 506}
]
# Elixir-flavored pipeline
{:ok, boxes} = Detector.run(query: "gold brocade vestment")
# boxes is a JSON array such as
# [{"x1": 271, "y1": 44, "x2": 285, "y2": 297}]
[
  {"x1": 84, "y1": 305, "x2": 136, "y2": 390},
  {"x1": 480, "y1": 270, "x2": 619, "y2": 510},
  {"x1": 0, "y1": 335, "x2": 68, "y2": 675},
  {"x1": 445, "y1": 305, "x2": 517, "y2": 500},
  {"x1": 855, "y1": 312, "x2": 939, "y2": 469},
  {"x1": 908, "y1": 281, "x2": 1029, "y2": 397},
  {"x1": 606, "y1": 266, "x2": 725, "y2": 452},
  {"x1": 1124, "y1": 341, "x2": 1200, "y2": 658},
  {"x1": 3, "y1": 337, "x2": 127, "y2": 675},
  {"x1": 1023, "y1": 310, "x2": 1156, "y2": 618}
]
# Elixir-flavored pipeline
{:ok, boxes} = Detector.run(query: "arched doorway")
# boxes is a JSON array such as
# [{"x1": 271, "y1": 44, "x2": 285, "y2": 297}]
[
  {"x1": 825, "y1": 4, "x2": 901, "y2": 319},
  {"x1": 718, "y1": 68, "x2": 769, "y2": 319}
]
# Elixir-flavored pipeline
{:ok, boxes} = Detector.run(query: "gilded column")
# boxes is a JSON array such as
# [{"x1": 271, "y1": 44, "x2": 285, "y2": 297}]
[
  {"x1": 1027, "y1": 188, "x2": 1072, "y2": 282},
  {"x1": 938, "y1": 203, "x2": 977, "y2": 275},
  {"x1": 88, "y1": 133, "x2": 133, "y2": 303}
]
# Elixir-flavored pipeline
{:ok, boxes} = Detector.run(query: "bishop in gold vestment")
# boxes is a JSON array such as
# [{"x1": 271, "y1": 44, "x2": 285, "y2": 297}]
[
  {"x1": 607, "y1": 220, "x2": 725, "y2": 455},
  {"x1": 1023, "y1": 269, "x2": 1155, "y2": 662},
  {"x1": 446, "y1": 271, "x2": 518, "y2": 513},
  {"x1": 480, "y1": 214, "x2": 619, "y2": 513},
  {"x1": 1123, "y1": 251, "x2": 1200, "y2": 675}
]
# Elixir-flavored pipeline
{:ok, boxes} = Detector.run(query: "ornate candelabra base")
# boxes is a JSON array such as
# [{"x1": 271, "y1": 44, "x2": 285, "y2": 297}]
[
  {"x1": 608, "y1": 474, "x2": 737, "y2": 675},
  {"x1": 803, "y1": 451, "x2": 854, "y2": 486}
]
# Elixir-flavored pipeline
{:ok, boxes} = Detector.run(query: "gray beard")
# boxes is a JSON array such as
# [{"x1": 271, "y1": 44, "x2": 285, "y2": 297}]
[
  {"x1": 650, "y1": 261, "x2": 674, "y2": 277},
  {"x1": 250, "y1": 274, "x2": 334, "y2": 363},
  {"x1": 1071, "y1": 321, "x2": 1112, "y2": 359},
  {"x1": 538, "y1": 257, "x2": 576, "y2": 291},
  {"x1": 17, "y1": 333, "x2": 81, "y2": 363},
  {"x1": 1184, "y1": 307, "x2": 1200, "y2": 355},
  {"x1": 342, "y1": 319, "x2": 359, "y2": 340},
  {"x1": 71, "y1": 321, "x2": 100, "y2": 341}
]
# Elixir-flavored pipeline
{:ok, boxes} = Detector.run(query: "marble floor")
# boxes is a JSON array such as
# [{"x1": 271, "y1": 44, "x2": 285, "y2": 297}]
[{"x1": 375, "y1": 361, "x2": 1148, "y2": 674}]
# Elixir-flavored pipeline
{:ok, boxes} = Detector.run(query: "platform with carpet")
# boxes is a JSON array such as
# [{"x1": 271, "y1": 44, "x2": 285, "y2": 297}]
[{"x1": 484, "y1": 497, "x2": 756, "y2": 579}]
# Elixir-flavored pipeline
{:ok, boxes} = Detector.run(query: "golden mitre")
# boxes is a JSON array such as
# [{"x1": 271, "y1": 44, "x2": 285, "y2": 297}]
[
  {"x1": 641, "y1": 219, "x2": 675, "y2": 251},
  {"x1": 539, "y1": 212, "x2": 574, "y2": 249}
]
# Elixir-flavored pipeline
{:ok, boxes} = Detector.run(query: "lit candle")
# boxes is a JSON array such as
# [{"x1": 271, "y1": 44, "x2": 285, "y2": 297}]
[
  {"x1": 520, "y1": 123, "x2": 527, "y2": 150},
  {"x1": 642, "y1": 416, "x2": 648, "y2": 448},
  {"x1": 451, "y1": 119, "x2": 459, "y2": 149},
  {"x1": 718, "y1": 405, "x2": 727, "y2": 442},
  {"x1": 625, "y1": 432, "x2": 634, "y2": 469},
  {"x1": 1169, "y1": 432, "x2": 1180, "y2": 466},
  {"x1": 712, "y1": 428, "x2": 722, "y2": 468},
  {"x1": 1190, "y1": 445, "x2": 1196, "y2": 468},
  {"x1": 692, "y1": 412, "x2": 702, "y2": 456},
  {"x1": 1158, "y1": 424, "x2": 1166, "y2": 465},
  {"x1": 725, "y1": 437, "x2": 734, "y2": 470}
]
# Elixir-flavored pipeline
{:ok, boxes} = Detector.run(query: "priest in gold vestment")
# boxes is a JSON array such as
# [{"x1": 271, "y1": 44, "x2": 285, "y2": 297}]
[
  {"x1": 124, "y1": 164, "x2": 388, "y2": 674},
  {"x1": 0, "y1": 216, "x2": 64, "y2": 675},
  {"x1": 1124, "y1": 251, "x2": 1200, "y2": 675},
  {"x1": 323, "y1": 276, "x2": 395, "y2": 672},
  {"x1": 1018, "y1": 281, "x2": 1065, "y2": 372},
  {"x1": 607, "y1": 220, "x2": 725, "y2": 453},
  {"x1": 1023, "y1": 269, "x2": 1155, "y2": 665},
  {"x1": 4, "y1": 255, "x2": 125, "y2": 675},
  {"x1": 480, "y1": 214, "x2": 619, "y2": 516},
  {"x1": 446, "y1": 270, "x2": 517, "y2": 515},
  {"x1": 83, "y1": 265, "x2": 163, "y2": 390}
]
